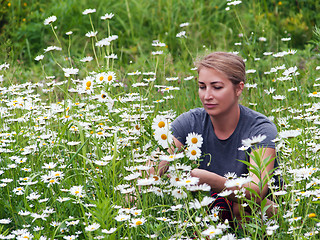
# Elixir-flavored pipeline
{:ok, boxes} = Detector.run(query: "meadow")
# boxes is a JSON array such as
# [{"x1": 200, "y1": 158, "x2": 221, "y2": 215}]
[{"x1": 1, "y1": 0, "x2": 320, "y2": 239}]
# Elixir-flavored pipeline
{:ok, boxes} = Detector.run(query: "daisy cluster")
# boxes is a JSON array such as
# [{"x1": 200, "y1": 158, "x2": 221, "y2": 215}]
[{"x1": 0, "y1": 5, "x2": 320, "y2": 240}]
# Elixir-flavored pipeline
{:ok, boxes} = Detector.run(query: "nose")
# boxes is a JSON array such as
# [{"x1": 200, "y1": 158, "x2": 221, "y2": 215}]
[{"x1": 204, "y1": 89, "x2": 214, "y2": 100}]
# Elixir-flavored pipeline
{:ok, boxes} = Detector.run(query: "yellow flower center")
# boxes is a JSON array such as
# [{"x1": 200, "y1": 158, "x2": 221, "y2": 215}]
[
  {"x1": 108, "y1": 75, "x2": 113, "y2": 81},
  {"x1": 101, "y1": 94, "x2": 106, "y2": 99},
  {"x1": 309, "y1": 213, "x2": 316, "y2": 218},
  {"x1": 136, "y1": 220, "x2": 143, "y2": 225},
  {"x1": 97, "y1": 132, "x2": 103, "y2": 135},
  {"x1": 75, "y1": 191, "x2": 79, "y2": 194},
  {"x1": 161, "y1": 134, "x2": 167, "y2": 140},
  {"x1": 186, "y1": 180, "x2": 191, "y2": 183},
  {"x1": 191, "y1": 150, "x2": 197, "y2": 155},
  {"x1": 158, "y1": 121, "x2": 165, "y2": 128},
  {"x1": 99, "y1": 76, "x2": 104, "y2": 81},
  {"x1": 50, "y1": 179, "x2": 55, "y2": 183},
  {"x1": 86, "y1": 81, "x2": 91, "y2": 87},
  {"x1": 191, "y1": 137, "x2": 198, "y2": 144}
]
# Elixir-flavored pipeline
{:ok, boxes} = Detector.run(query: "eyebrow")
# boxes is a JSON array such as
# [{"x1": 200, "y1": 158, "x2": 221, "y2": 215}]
[{"x1": 198, "y1": 81, "x2": 223, "y2": 84}]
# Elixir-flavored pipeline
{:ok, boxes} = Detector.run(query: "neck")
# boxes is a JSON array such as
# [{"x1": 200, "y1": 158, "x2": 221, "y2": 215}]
[{"x1": 210, "y1": 104, "x2": 241, "y2": 140}]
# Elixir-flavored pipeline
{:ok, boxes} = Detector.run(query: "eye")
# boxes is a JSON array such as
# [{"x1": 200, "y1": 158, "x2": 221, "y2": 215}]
[
  {"x1": 198, "y1": 85, "x2": 205, "y2": 89},
  {"x1": 214, "y1": 86, "x2": 222, "y2": 90}
]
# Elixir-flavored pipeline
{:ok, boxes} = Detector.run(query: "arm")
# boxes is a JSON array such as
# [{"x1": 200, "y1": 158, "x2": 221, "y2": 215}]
[{"x1": 190, "y1": 147, "x2": 276, "y2": 207}]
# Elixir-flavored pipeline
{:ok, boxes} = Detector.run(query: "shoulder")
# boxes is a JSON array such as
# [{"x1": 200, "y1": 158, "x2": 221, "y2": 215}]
[
  {"x1": 240, "y1": 105, "x2": 276, "y2": 130},
  {"x1": 171, "y1": 108, "x2": 207, "y2": 144},
  {"x1": 239, "y1": 105, "x2": 277, "y2": 148},
  {"x1": 173, "y1": 108, "x2": 207, "y2": 123}
]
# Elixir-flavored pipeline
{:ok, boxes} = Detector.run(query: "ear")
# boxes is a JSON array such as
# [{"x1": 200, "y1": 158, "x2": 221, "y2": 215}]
[{"x1": 236, "y1": 82, "x2": 244, "y2": 97}]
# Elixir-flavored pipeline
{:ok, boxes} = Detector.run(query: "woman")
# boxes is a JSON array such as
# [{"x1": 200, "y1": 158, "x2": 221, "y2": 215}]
[{"x1": 157, "y1": 52, "x2": 278, "y2": 221}]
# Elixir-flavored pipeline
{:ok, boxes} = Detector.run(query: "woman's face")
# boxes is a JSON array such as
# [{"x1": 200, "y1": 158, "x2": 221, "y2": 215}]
[{"x1": 198, "y1": 67, "x2": 243, "y2": 118}]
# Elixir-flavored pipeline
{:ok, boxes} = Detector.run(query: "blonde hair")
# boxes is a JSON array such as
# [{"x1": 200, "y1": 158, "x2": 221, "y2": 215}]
[{"x1": 196, "y1": 52, "x2": 246, "y2": 84}]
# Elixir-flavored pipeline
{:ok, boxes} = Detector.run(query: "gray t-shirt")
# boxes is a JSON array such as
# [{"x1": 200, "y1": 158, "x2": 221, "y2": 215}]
[{"x1": 171, "y1": 105, "x2": 278, "y2": 178}]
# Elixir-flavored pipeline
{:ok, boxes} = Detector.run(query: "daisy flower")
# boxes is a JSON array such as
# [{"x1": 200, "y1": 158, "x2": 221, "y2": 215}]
[
  {"x1": 101, "y1": 13, "x2": 114, "y2": 20},
  {"x1": 159, "y1": 152, "x2": 184, "y2": 162},
  {"x1": 82, "y1": 8, "x2": 96, "y2": 15},
  {"x1": 115, "y1": 214, "x2": 130, "y2": 222},
  {"x1": 225, "y1": 176, "x2": 252, "y2": 188},
  {"x1": 85, "y1": 31, "x2": 98, "y2": 38},
  {"x1": 106, "y1": 71, "x2": 116, "y2": 84},
  {"x1": 152, "y1": 115, "x2": 170, "y2": 131},
  {"x1": 185, "y1": 146, "x2": 201, "y2": 160},
  {"x1": 241, "y1": 134, "x2": 266, "y2": 147},
  {"x1": 85, "y1": 223, "x2": 100, "y2": 232},
  {"x1": 201, "y1": 226, "x2": 223, "y2": 238},
  {"x1": 154, "y1": 127, "x2": 173, "y2": 149},
  {"x1": 80, "y1": 56, "x2": 93, "y2": 62},
  {"x1": 172, "y1": 188, "x2": 187, "y2": 199},
  {"x1": 35, "y1": 55, "x2": 44, "y2": 61},
  {"x1": 69, "y1": 185, "x2": 85, "y2": 198},
  {"x1": 130, "y1": 218, "x2": 146, "y2": 227},
  {"x1": 186, "y1": 132, "x2": 203, "y2": 148},
  {"x1": 96, "y1": 72, "x2": 107, "y2": 83},
  {"x1": 83, "y1": 76, "x2": 95, "y2": 92},
  {"x1": 101, "y1": 228, "x2": 117, "y2": 234},
  {"x1": 44, "y1": 15, "x2": 57, "y2": 25}
]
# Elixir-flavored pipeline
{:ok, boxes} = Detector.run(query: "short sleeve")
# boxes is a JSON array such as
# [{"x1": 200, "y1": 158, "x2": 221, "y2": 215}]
[
  {"x1": 170, "y1": 108, "x2": 204, "y2": 146},
  {"x1": 250, "y1": 120, "x2": 277, "y2": 150}
]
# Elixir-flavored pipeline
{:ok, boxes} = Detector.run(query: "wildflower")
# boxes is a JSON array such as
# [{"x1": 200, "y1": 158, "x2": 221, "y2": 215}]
[
  {"x1": 44, "y1": 16, "x2": 57, "y2": 25},
  {"x1": 176, "y1": 31, "x2": 186, "y2": 38},
  {"x1": 101, "y1": 13, "x2": 114, "y2": 20},
  {"x1": 80, "y1": 56, "x2": 93, "y2": 62},
  {"x1": 186, "y1": 132, "x2": 203, "y2": 148},
  {"x1": 63, "y1": 67, "x2": 79, "y2": 77},
  {"x1": 105, "y1": 53, "x2": 118, "y2": 59},
  {"x1": 130, "y1": 218, "x2": 146, "y2": 227},
  {"x1": 82, "y1": 8, "x2": 96, "y2": 15},
  {"x1": 202, "y1": 226, "x2": 223, "y2": 238},
  {"x1": 137, "y1": 178, "x2": 155, "y2": 186},
  {"x1": 106, "y1": 71, "x2": 116, "y2": 84},
  {"x1": 259, "y1": 37, "x2": 267, "y2": 41},
  {"x1": 0, "y1": 218, "x2": 11, "y2": 224},
  {"x1": 172, "y1": 188, "x2": 187, "y2": 199},
  {"x1": 69, "y1": 185, "x2": 85, "y2": 198},
  {"x1": 66, "y1": 31, "x2": 73, "y2": 35},
  {"x1": 102, "y1": 228, "x2": 117, "y2": 234},
  {"x1": 281, "y1": 37, "x2": 291, "y2": 41},
  {"x1": 44, "y1": 46, "x2": 62, "y2": 53},
  {"x1": 13, "y1": 186, "x2": 25, "y2": 195},
  {"x1": 227, "y1": 0, "x2": 242, "y2": 6},
  {"x1": 185, "y1": 146, "x2": 201, "y2": 160},
  {"x1": 159, "y1": 152, "x2": 184, "y2": 162},
  {"x1": 151, "y1": 50, "x2": 163, "y2": 55},
  {"x1": 83, "y1": 76, "x2": 94, "y2": 92},
  {"x1": 85, "y1": 31, "x2": 98, "y2": 38},
  {"x1": 154, "y1": 127, "x2": 173, "y2": 149},
  {"x1": 179, "y1": 22, "x2": 190, "y2": 27},
  {"x1": 35, "y1": 55, "x2": 44, "y2": 61},
  {"x1": 246, "y1": 69, "x2": 256, "y2": 73},
  {"x1": 115, "y1": 214, "x2": 130, "y2": 222},
  {"x1": 279, "y1": 129, "x2": 301, "y2": 138},
  {"x1": 241, "y1": 134, "x2": 266, "y2": 147},
  {"x1": 96, "y1": 38, "x2": 111, "y2": 47},
  {"x1": 308, "y1": 213, "x2": 316, "y2": 218},
  {"x1": 85, "y1": 223, "x2": 100, "y2": 232},
  {"x1": 225, "y1": 176, "x2": 252, "y2": 188}
]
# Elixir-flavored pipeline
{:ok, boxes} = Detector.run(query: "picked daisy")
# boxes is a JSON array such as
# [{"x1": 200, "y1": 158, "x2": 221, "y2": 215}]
[
  {"x1": 186, "y1": 132, "x2": 203, "y2": 148},
  {"x1": 152, "y1": 115, "x2": 170, "y2": 131},
  {"x1": 154, "y1": 127, "x2": 173, "y2": 149}
]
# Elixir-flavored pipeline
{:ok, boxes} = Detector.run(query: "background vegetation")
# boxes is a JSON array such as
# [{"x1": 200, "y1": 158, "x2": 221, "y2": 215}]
[{"x1": 1, "y1": 0, "x2": 320, "y2": 239}]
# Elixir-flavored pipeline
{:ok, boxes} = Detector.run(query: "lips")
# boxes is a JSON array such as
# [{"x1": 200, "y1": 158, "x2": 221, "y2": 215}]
[{"x1": 204, "y1": 103, "x2": 218, "y2": 109}]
